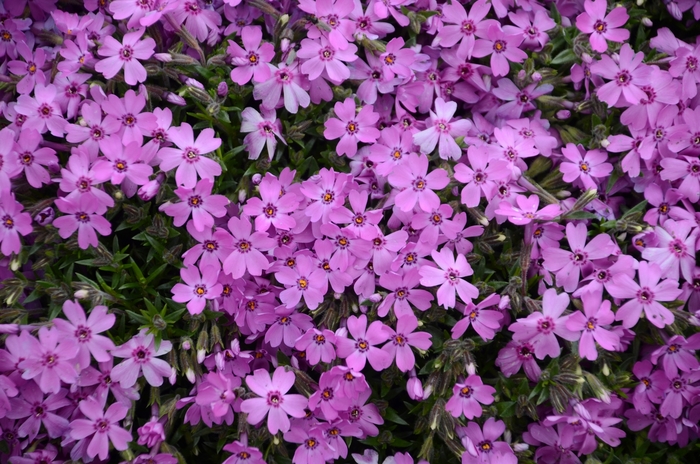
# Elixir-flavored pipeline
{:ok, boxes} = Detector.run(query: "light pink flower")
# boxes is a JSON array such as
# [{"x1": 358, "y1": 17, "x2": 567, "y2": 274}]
[
  {"x1": 95, "y1": 28, "x2": 155, "y2": 85},
  {"x1": 419, "y1": 247, "x2": 478, "y2": 309}
]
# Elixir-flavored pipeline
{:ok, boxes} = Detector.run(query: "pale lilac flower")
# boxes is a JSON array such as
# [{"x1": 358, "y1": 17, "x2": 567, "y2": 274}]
[
  {"x1": 69, "y1": 397, "x2": 132, "y2": 461},
  {"x1": 111, "y1": 330, "x2": 173, "y2": 388},
  {"x1": 377, "y1": 269, "x2": 434, "y2": 318},
  {"x1": 576, "y1": 0, "x2": 630, "y2": 52},
  {"x1": 295, "y1": 329, "x2": 337, "y2": 365},
  {"x1": 650, "y1": 334, "x2": 700, "y2": 377},
  {"x1": 445, "y1": 375, "x2": 495, "y2": 419},
  {"x1": 492, "y1": 78, "x2": 554, "y2": 119},
  {"x1": 389, "y1": 154, "x2": 449, "y2": 212},
  {"x1": 53, "y1": 300, "x2": 115, "y2": 371},
  {"x1": 6, "y1": 383, "x2": 69, "y2": 441},
  {"x1": 8, "y1": 41, "x2": 47, "y2": 95},
  {"x1": 495, "y1": 340, "x2": 541, "y2": 381},
  {"x1": 65, "y1": 102, "x2": 121, "y2": 157},
  {"x1": 172, "y1": 265, "x2": 223, "y2": 315},
  {"x1": 669, "y1": 45, "x2": 700, "y2": 100},
  {"x1": 379, "y1": 37, "x2": 416, "y2": 80},
  {"x1": 95, "y1": 28, "x2": 155, "y2": 85},
  {"x1": 459, "y1": 418, "x2": 517, "y2": 464},
  {"x1": 102, "y1": 90, "x2": 156, "y2": 147},
  {"x1": 632, "y1": 360, "x2": 668, "y2": 414},
  {"x1": 264, "y1": 308, "x2": 314, "y2": 349},
  {"x1": 324, "y1": 98, "x2": 380, "y2": 157},
  {"x1": 454, "y1": 147, "x2": 510, "y2": 207},
  {"x1": 336, "y1": 314, "x2": 392, "y2": 371},
  {"x1": 18, "y1": 327, "x2": 79, "y2": 394},
  {"x1": 240, "y1": 367, "x2": 308, "y2": 434},
  {"x1": 508, "y1": 289, "x2": 579, "y2": 359},
  {"x1": 159, "y1": 179, "x2": 229, "y2": 232},
  {"x1": 170, "y1": 0, "x2": 222, "y2": 43},
  {"x1": 660, "y1": 155, "x2": 700, "y2": 203},
  {"x1": 298, "y1": 36, "x2": 358, "y2": 83},
  {"x1": 223, "y1": 439, "x2": 265, "y2": 464},
  {"x1": 434, "y1": 0, "x2": 495, "y2": 57},
  {"x1": 608, "y1": 261, "x2": 681, "y2": 329},
  {"x1": 54, "y1": 195, "x2": 112, "y2": 250},
  {"x1": 223, "y1": 216, "x2": 275, "y2": 278},
  {"x1": 158, "y1": 123, "x2": 222, "y2": 189},
  {"x1": 559, "y1": 144, "x2": 613, "y2": 190},
  {"x1": 276, "y1": 255, "x2": 327, "y2": 310},
  {"x1": 565, "y1": 291, "x2": 620, "y2": 360},
  {"x1": 243, "y1": 175, "x2": 299, "y2": 232},
  {"x1": 419, "y1": 247, "x2": 478, "y2": 309},
  {"x1": 642, "y1": 220, "x2": 698, "y2": 282},
  {"x1": 228, "y1": 26, "x2": 275, "y2": 85},
  {"x1": 240, "y1": 107, "x2": 285, "y2": 161},
  {"x1": 0, "y1": 194, "x2": 33, "y2": 257},
  {"x1": 413, "y1": 98, "x2": 472, "y2": 160},
  {"x1": 92, "y1": 137, "x2": 153, "y2": 186}
]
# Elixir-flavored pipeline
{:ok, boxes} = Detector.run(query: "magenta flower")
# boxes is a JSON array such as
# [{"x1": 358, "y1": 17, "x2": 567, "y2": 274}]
[
  {"x1": 95, "y1": 28, "x2": 155, "y2": 85},
  {"x1": 196, "y1": 371, "x2": 241, "y2": 418},
  {"x1": 565, "y1": 291, "x2": 620, "y2": 360},
  {"x1": 0, "y1": 194, "x2": 33, "y2": 257},
  {"x1": 419, "y1": 247, "x2": 478, "y2": 309},
  {"x1": 382, "y1": 315, "x2": 432, "y2": 372},
  {"x1": 492, "y1": 79, "x2": 554, "y2": 119},
  {"x1": 8, "y1": 41, "x2": 47, "y2": 95},
  {"x1": 243, "y1": 175, "x2": 299, "y2": 232},
  {"x1": 171, "y1": 0, "x2": 222, "y2": 42},
  {"x1": 632, "y1": 360, "x2": 668, "y2": 414},
  {"x1": 495, "y1": 194, "x2": 561, "y2": 225},
  {"x1": 379, "y1": 37, "x2": 416, "y2": 80},
  {"x1": 253, "y1": 63, "x2": 310, "y2": 114},
  {"x1": 18, "y1": 327, "x2": 79, "y2": 394},
  {"x1": 92, "y1": 138, "x2": 153, "y2": 186},
  {"x1": 172, "y1": 265, "x2": 223, "y2": 315},
  {"x1": 264, "y1": 308, "x2": 314, "y2": 349},
  {"x1": 495, "y1": 340, "x2": 541, "y2": 382},
  {"x1": 240, "y1": 367, "x2": 308, "y2": 434},
  {"x1": 659, "y1": 371, "x2": 700, "y2": 419},
  {"x1": 389, "y1": 154, "x2": 449, "y2": 212},
  {"x1": 413, "y1": 98, "x2": 472, "y2": 160},
  {"x1": 472, "y1": 24, "x2": 527, "y2": 77},
  {"x1": 54, "y1": 195, "x2": 112, "y2": 250},
  {"x1": 65, "y1": 101, "x2": 121, "y2": 157},
  {"x1": 669, "y1": 46, "x2": 700, "y2": 100},
  {"x1": 642, "y1": 220, "x2": 698, "y2": 283},
  {"x1": 435, "y1": 0, "x2": 495, "y2": 57},
  {"x1": 295, "y1": 329, "x2": 337, "y2": 365},
  {"x1": 559, "y1": 144, "x2": 613, "y2": 190},
  {"x1": 223, "y1": 440, "x2": 265, "y2": 464},
  {"x1": 223, "y1": 216, "x2": 275, "y2": 279},
  {"x1": 15, "y1": 84, "x2": 66, "y2": 137},
  {"x1": 52, "y1": 300, "x2": 115, "y2": 371},
  {"x1": 608, "y1": 261, "x2": 681, "y2": 329},
  {"x1": 228, "y1": 26, "x2": 275, "y2": 85},
  {"x1": 11, "y1": 128, "x2": 57, "y2": 188},
  {"x1": 452, "y1": 293, "x2": 504, "y2": 341},
  {"x1": 460, "y1": 418, "x2": 517, "y2": 464},
  {"x1": 324, "y1": 98, "x2": 380, "y2": 157},
  {"x1": 240, "y1": 107, "x2": 285, "y2": 161},
  {"x1": 650, "y1": 334, "x2": 700, "y2": 377},
  {"x1": 298, "y1": 36, "x2": 358, "y2": 83},
  {"x1": 308, "y1": 372, "x2": 352, "y2": 420},
  {"x1": 276, "y1": 255, "x2": 327, "y2": 310},
  {"x1": 301, "y1": 168, "x2": 351, "y2": 222},
  {"x1": 508, "y1": 289, "x2": 579, "y2": 360},
  {"x1": 591, "y1": 44, "x2": 652, "y2": 107},
  {"x1": 445, "y1": 374, "x2": 495, "y2": 419},
  {"x1": 377, "y1": 269, "x2": 434, "y2": 318},
  {"x1": 102, "y1": 90, "x2": 156, "y2": 147},
  {"x1": 159, "y1": 179, "x2": 229, "y2": 232},
  {"x1": 158, "y1": 123, "x2": 222, "y2": 189},
  {"x1": 329, "y1": 189, "x2": 383, "y2": 240},
  {"x1": 454, "y1": 147, "x2": 510, "y2": 208},
  {"x1": 6, "y1": 383, "x2": 69, "y2": 441},
  {"x1": 336, "y1": 314, "x2": 392, "y2": 371},
  {"x1": 542, "y1": 222, "x2": 617, "y2": 292},
  {"x1": 660, "y1": 155, "x2": 700, "y2": 203},
  {"x1": 111, "y1": 330, "x2": 173, "y2": 388},
  {"x1": 59, "y1": 149, "x2": 114, "y2": 210},
  {"x1": 69, "y1": 397, "x2": 132, "y2": 461},
  {"x1": 576, "y1": 0, "x2": 630, "y2": 52}
]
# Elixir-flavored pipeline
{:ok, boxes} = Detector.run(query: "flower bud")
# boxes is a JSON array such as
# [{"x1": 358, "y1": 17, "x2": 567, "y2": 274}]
[
  {"x1": 138, "y1": 172, "x2": 166, "y2": 201},
  {"x1": 641, "y1": 17, "x2": 652, "y2": 26},
  {"x1": 34, "y1": 207, "x2": 55, "y2": 226},
  {"x1": 368, "y1": 293, "x2": 382, "y2": 303},
  {"x1": 74, "y1": 289, "x2": 89, "y2": 299},
  {"x1": 217, "y1": 82, "x2": 228, "y2": 98},
  {"x1": 164, "y1": 92, "x2": 186, "y2": 106},
  {"x1": 513, "y1": 443, "x2": 529, "y2": 452},
  {"x1": 238, "y1": 189, "x2": 247, "y2": 204},
  {"x1": 517, "y1": 69, "x2": 527, "y2": 80},
  {"x1": 154, "y1": 53, "x2": 173, "y2": 62},
  {"x1": 556, "y1": 110, "x2": 571, "y2": 119},
  {"x1": 531, "y1": 71, "x2": 542, "y2": 82}
]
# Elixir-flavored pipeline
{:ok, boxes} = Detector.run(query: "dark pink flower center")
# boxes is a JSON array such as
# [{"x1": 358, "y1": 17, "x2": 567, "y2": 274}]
[
  {"x1": 264, "y1": 203, "x2": 277, "y2": 217},
  {"x1": 134, "y1": 347, "x2": 151, "y2": 362},
  {"x1": 637, "y1": 288, "x2": 654, "y2": 304},
  {"x1": 461, "y1": 20, "x2": 475, "y2": 34},
  {"x1": 114, "y1": 159, "x2": 128, "y2": 172},
  {"x1": 75, "y1": 212, "x2": 91, "y2": 223},
  {"x1": 571, "y1": 250, "x2": 588, "y2": 265},
  {"x1": 393, "y1": 333, "x2": 407, "y2": 346},
  {"x1": 537, "y1": 317, "x2": 555, "y2": 334},
  {"x1": 2, "y1": 215, "x2": 14, "y2": 230},
  {"x1": 75, "y1": 325, "x2": 92, "y2": 342},
  {"x1": 203, "y1": 240, "x2": 218, "y2": 252},
  {"x1": 356, "y1": 339, "x2": 370, "y2": 352},
  {"x1": 686, "y1": 56, "x2": 698, "y2": 71},
  {"x1": 346, "y1": 121, "x2": 359, "y2": 134},
  {"x1": 184, "y1": 148, "x2": 200, "y2": 162},
  {"x1": 616, "y1": 70, "x2": 631, "y2": 86},
  {"x1": 320, "y1": 47, "x2": 334, "y2": 61},
  {"x1": 38, "y1": 104, "x2": 53, "y2": 118},
  {"x1": 95, "y1": 419, "x2": 110, "y2": 432},
  {"x1": 493, "y1": 40, "x2": 506, "y2": 53},
  {"x1": 459, "y1": 385, "x2": 473, "y2": 397},
  {"x1": 120, "y1": 45, "x2": 133, "y2": 61},
  {"x1": 593, "y1": 20, "x2": 607, "y2": 33},
  {"x1": 237, "y1": 240, "x2": 251, "y2": 252},
  {"x1": 267, "y1": 391, "x2": 283, "y2": 407},
  {"x1": 669, "y1": 239, "x2": 686, "y2": 256},
  {"x1": 188, "y1": 195, "x2": 203, "y2": 208}
]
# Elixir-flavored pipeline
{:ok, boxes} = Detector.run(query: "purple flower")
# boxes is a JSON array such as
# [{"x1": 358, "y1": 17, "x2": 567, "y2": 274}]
[
  {"x1": 377, "y1": 269, "x2": 434, "y2": 318},
  {"x1": 240, "y1": 107, "x2": 285, "y2": 161},
  {"x1": 58, "y1": 149, "x2": 114, "y2": 210},
  {"x1": 564, "y1": 291, "x2": 620, "y2": 360},
  {"x1": 92, "y1": 138, "x2": 154, "y2": 186},
  {"x1": 196, "y1": 371, "x2": 241, "y2": 418},
  {"x1": 336, "y1": 314, "x2": 392, "y2": 371},
  {"x1": 452, "y1": 293, "x2": 504, "y2": 341},
  {"x1": 308, "y1": 372, "x2": 353, "y2": 420},
  {"x1": 95, "y1": 28, "x2": 155, "y2": 85},
  {"x1": 508, "y1": 288, "x2": 579, "y2": 360},
  {"x1": 559, "y1": 143, "x2": 613, "y2": 190},
  {"x1": 301, "y1": 168, "x2": 350, "y2": 223},
  {"x1": 18, "y1": 327, "x2": 79, "y2": 394},
  {"x1": 264, "y1": 308, "x2": 314, "y2": 349},
  {"x1": 298, "y1": 36, "x2": 358, "y2": 83},
  {"x1": 659, "y1": 371, "x2": 700, "y2": 418},
  {"x1": 382, "y1": 315, "x2": 432, "y2": 372},
  {"x1": 454, "y1": 147, "x2": 510, "y2": 208},
  {"x1": 110, "y1": 330, "x2": 173, "y2": 388},
  {"x1": 542, "y1": 222, "x2": 617, "y2": 292},
  {"x1": 240, "y1": 367, "x2": 308, "y2": 434},
  {"x1": 102, "y1": 89, "x2": 156, "y2": 147},
  {"x1": 295, "y1": 329, "x2": 337, "y2": 365},
  {"x1": 324, "y1": 98, "x2": 380, "y2": 157},
  {"x1": 69, "y1": 397, "x2": 132, "y2": 461},
  {"x1": 244, "y1": 175, "x2": 299, "y2": 232},
  {"x1": 419, "y1": 247, "x2": 478, "y2": 309},
  {"x1": 669, "y1": 46, "x2": 700, "y2": 100},
  {"x1": 11, "y1": 128, "x2": 57, "y2": 188},
  {"x1": 276, "y1": 254, "x2": 327, "y2": 310},
  {"x1": 8, "y1": 41, "x2": 47, "y2": 95},
  {"x1": 472, "y1": 24, "x2": 528, "y2": 77},
  {"x1": 379, "y1": 37, "x2": 416, "y2": 80},
  {"x1": 575, "y1": 0, "x2": 630, "y2": 52},
  {"x1": 170, "y1": 0, "x2": 222, "y2": 42},
  {"x1": 54, "y1": 195, "x2": 113, "y2": 250},
  {"x1": 632, "y1": 360, "x2": 669, "y2": 414},
  {"x1": 15, "y1": 84, "x2": 66, "y2": 137},
  {"x1": 223, "y1": 216, "x2": 275, "y2": 279},
  {"x1": 495, "y1": 194, "x2": 561, "y2": 225},
  {"x1": 495, "y1": 340, "x2": 541, "y2": 382},
  {"x1": 434, "y1": 0, "x2": 495, "y2": 57},
  {"x1": 591, "y1": 44, "x2": 652, "y2": 107},
  {"x1": 172, "y1": 265, "x2": 223, "y2": 315},
  {"x1": 660, "y1": 155, "x2": 700, "y2": 203},
  {"x1": 6, "y1": 383, "x2": 69, "y2": 441},
  {"x1": 459, "y1": 418, "x2": 517, "y2": 464},
  {"x1": 158, "y1": 123, "x2": 222, "y2": 189},
  {"x1": 137, "y1": 417, "x2": 166, "y2": 448},
  {"x1": 223, "y1": 439, "x2": 265, "y2": 464},
  {"x1": 52, "y1": 300, "x2": 115, "y2": 371},
  {"x1": 389, "y1": 154, "x2": 449, "y2": 212},
  {"x1": 65, "y1": 102, "x2": 121, "y2": 158},
  {"x1": 492, "y1": 78, "x2": 554, "y2": 119},
  {"x1": 445, "y1": 374, "x2": 496, "y2": 419},
  {"x1": 253, "y1": 63, "x2": 311, "y2": 114},
  {"x1": 413, "y1": 98, "x2": 472, "y2": 160},
  {"x1": 159, "y1": 179, "x2": 229, "y2": 232},
  {"x1": 228, "y1": 26, "x2": 275, "y2": 85},
  {"x1": 650, "y1": 334, "x2": 700, "y2": 377},
  {"x1": 0, "y1": 194, "x2": 33, "y2": 257}
]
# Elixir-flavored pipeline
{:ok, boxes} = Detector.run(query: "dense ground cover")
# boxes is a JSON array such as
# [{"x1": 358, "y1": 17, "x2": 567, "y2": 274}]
[{"x1": 0, "y1": 0, "x2": 699, "y2": 463}]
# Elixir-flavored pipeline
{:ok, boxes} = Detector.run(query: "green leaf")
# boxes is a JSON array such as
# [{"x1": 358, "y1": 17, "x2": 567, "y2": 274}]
[
  {"x1": 550, "y1": 49, "x2": 576, "y2": 65},
  {"x1": 384, "y1": 407, "x2": 409, "y2": 425}
]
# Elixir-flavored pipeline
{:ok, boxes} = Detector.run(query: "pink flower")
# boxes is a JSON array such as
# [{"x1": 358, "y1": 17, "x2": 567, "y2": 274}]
[
  {"x1": 240, "y1": 107, "x2": 285, "y2": 161},
  {"x1": 472, "y1": 24, "x2": 528, "y2": 77},
  {"x1": 158, "y1": 123, "x2": 222, "y2": 189},
  {"x1": 196, "y1": 371, "x2": 241, "y2": 418},
  {"x1": 508, "y1": 289, "x2": 579, "y2": 360},
  {"x1": 452, "y1": 293, "x2": 504, "y2": 341},
  {"x1": 492, "y1": 78, "x2": 554, "y2": 119},
  {"x1": 301, "y1": 168, "x2": 351, "y2": 222},
  {"x1": 69, "y1": 397, "x2": 132, "y2": 461},
  {"x1": 459, "y1": 418, "x2": 517, "y2": 464},
  {"x1": 295, "y1": 329, "x2": 337, "y2": 365},
  {"x1": 336, "y1": 314, "x2": 392, "y2": 371},
  {"x1": 435, "y1": 0, "x2": 495, "y2": 57},
  {"x1": 223, "y1": 440, "x2": 265, "y2": 464},
  {"x1": 6, "y1": 383, "x2": 69, "y2": 441},
  {"x1": 223, "y1": 216, "x2": 275, "y2": 279},
  {"x1": 228, "y1": 26, "x2": 274, "y2": 85},
  {"x1": 379, "y1": 37, "x2": 416, "y2": 80},
  {"x1": 377, "y1": 269, "x2": 434, "y2": 318},
  {"x1": 18, "y1": 327, "x2": 79, "y2": 394},
  {"x1": 101, "y1": 89, "x2": 156, "y2": 147},
  {"x1": 240, "y1": 367, "x2": 308, "y2": 434},
  {"x1": 445, "y1": 374, "x2": 495, "y2": 419},
  {"x1": 253, "y1": 63, "x2": 310, "y2": 114},
  {"x1": 389, "y1": 154, "x2": 449, "y2": 212},
  {"x1": 159, "y1": 179, "x2": 229, "y2": 232},
  {"x1": 413, "y1": 98, "x2": 472, "y2": 160},
  {"x1": 95, "y1": 28, "x2": 155, "y2": 85},
  {"x1": 419, "y1": 247, "x2": 478, "y2": 309},
  {"x1": 641, "y1": 220, "x2": 698, "y2": 282},
  {"x1": 276, "y1": 255, "x2": 327, "y2": 310},
  {"x1": 608, "y1": 261, "x2": 681, "y2": 329},
  {"x1": 650, "y1": 334, "x2": 700, "y2": 377},
  {"x1": 110, "y1": 330, "x2": 173, "y2": 388},
  {"x1": 92, "y1": 137, "x2": 153, "y2": 186},
  {"x1": 632, "y1": 360, "x2": 668, "y2": 414},
  {"x1": 65, "y1": 101, "x2": 121, "y2": 157},
  {"x1": 8, "y1": 41, "x2": 47, "y2": 95},
  {"x1": 0, "y1": 194, "x2": 33, "y2": 257},
  {"x1": 170, "y1": 0, "x2": 222, "y2": 43},
  {"x1": 52, "y1": 300, "x2": 115, "y2": 371},
  {"x1": 324, "y1": 98, "x2": 380, "y2": 157},
  {"x1": 495, "y1": 340, "x2": 541, "y2": 381},
  {"x1": 576, "y1": 0, "x2": 630, "y2": 53},
  {"x1": 53, "y1": 195, "x2": 112, "y2": 250},
  {"x1": 454, "y1": 147, "x2": 510, "y2": 208},
  {"x1": 10, "y1": 128, "x2": 56, "y2": 188},
  {"x1": 565, "y1": 291, "x2": 620, "y2": 360},
  {"x1": 559, "y1": 144, "x2": 613, "y2": 190},
  {"x1": 660, "y1": 155, "x2": 700, "y2": 203},
  {"x1": 15, "y1": 84, "x2": 66, "y2": 137},
  {"x1": 495, "y1": 194, "x2": 561, "y2": 225},
  {"x1": 243, "y1": 175, "x2": 299, "y2": 232},
  {"x1": 591, "y1": 44, "x2": 652, "y2": 107},
  {"x1": 382, "y1": 315, "x2": 432, "y2": 372},
  {"x1": 171, "y1": 265, "x2": 223, "y2": 315},
  {"x1": 297, "y1": 36, "x2": 358, "y2": 83}
]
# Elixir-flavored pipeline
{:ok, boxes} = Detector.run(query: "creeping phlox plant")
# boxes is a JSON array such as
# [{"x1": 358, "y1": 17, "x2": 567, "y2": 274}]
[{"x1": 0, "y1": 0, "x2": 700, "y2": 463}]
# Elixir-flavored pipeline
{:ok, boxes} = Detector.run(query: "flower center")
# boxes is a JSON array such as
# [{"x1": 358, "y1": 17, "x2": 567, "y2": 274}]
[
  {"x1": 493, "y1": 40, "x2": 506, "y2": 52},
  {"x1": 357, "y1": 339, "x2": 369, "y2": 351},
  {"x1": 459, "y1": 386, "x2": 472, "y2": 397},
  {"x1": 120, "y1": 46, "x2": 133, "y2": 60},
  {"x1": 188, "y1": 195, "x2": 202, "y2": 207},
  {"x1": 538, "y1": 317, "x2": 555, "y2": 334}
]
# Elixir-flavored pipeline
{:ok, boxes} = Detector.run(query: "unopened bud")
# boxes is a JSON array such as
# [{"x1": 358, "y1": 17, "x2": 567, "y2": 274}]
[
  {"x1": 251, "y1": 173, "x2": 263, "y2": 185},
  {"x1": 154, "y1": 53, "x2": 173, "y2": 62},
  {"x1": 34, "y1": 207, "x2": 55, "y2": 226},
  {"x1": 641, "y1": 17, "x2": 652, "y2": 27},
  {"x1": 169, "y1": 367, "x2": 177, "y2": 384},
  {"x1": 217, "y1": 82, "x2": 228, "y2": 97},
  {"x1": 517, "y1": 69, "x2": 527, "y2": 80},
  {"x1": 164, "y1": 92, "x2": 186, "y2": 106},
  {"x1": 185, "y1": 367, "x2": 195, "y2": 383},
  {"x1": 600, "y1": 138, "x2": 610, "y2": 148},
  {"x1": 113, "y1": 190, "x2": 124, "y2": 201},
  {"x1": 513, "y1": 444, "x2": 529, "y2": 452},
  {"x1": 369, "y1": 293, "x2": 382, "y2": 303},
  {"x1": 531, "y1": 71, "x2": 542, "y2": 82},
  {"x1": 238, "y1": 189, "x2": 247, "y2": 204},
  {"x1": 556, "y1": 110, "x2": 571, "y2": 119},
  {"x1": 74, "y1": 289, "x2": 89, "y2": 299},
  {"x1": 9, "y1": 258, "x2": 20, "y2": 272}
]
